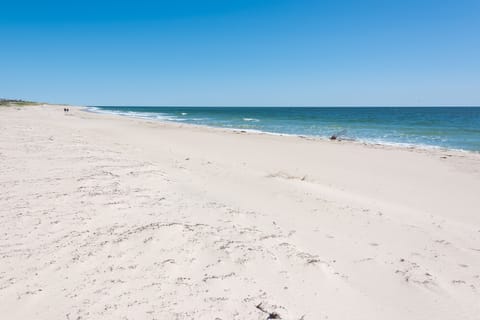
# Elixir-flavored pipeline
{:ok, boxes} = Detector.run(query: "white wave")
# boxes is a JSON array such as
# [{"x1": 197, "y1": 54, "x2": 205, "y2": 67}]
[
  {"x1": 86, "y1": 107, "x2": 177, "y2": 121},
  {"x1": 243, "y1": 118, "x2": 260, "y2": 122}
]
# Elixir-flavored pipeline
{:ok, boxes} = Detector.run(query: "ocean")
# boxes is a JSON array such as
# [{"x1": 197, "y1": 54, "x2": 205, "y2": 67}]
[{"x1": 89, "y1": 106, "x2": 480, "y2": 152}]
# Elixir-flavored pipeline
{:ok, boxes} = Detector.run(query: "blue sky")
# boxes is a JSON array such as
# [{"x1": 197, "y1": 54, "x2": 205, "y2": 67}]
[{"x1": 1, "y1": 0, "x2": 479, "y2": 106}]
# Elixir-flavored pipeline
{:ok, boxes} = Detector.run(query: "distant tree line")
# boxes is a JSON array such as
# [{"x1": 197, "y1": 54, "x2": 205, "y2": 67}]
[{"x1": 0, "y1": 98, "x2": 39, "y2": 106}]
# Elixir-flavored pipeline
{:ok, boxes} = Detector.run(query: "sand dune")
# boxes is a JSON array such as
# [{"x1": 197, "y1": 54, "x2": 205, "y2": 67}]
[{"x1": 1, "y1": 105, "x2": 479, "y2": 319}]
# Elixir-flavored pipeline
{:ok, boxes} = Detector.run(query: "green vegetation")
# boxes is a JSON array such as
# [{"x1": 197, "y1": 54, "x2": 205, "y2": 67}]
[{"x1": 0, "y1": 98, "x2": 42, "y2": 106}]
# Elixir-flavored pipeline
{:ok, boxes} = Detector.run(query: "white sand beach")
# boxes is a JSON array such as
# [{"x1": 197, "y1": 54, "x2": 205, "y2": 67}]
[{"x1": 1, "y1": 105, "x2": 479, "y2": 319}]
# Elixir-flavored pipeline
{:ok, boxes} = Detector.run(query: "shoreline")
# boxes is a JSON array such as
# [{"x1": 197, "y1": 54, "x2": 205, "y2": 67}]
[
  {"x1": 81, "y1": 105, "x2": 480, "y2": 156},
  {"x1": 1, "y1": 104, "x2": 479, "y2": 319}
]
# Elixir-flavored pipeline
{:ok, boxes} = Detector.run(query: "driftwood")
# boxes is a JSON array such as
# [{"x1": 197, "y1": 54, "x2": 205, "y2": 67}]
[
  {"x1": 330, "y1": 129, "x2": 347, "y2": 140},
  {"x1": 256, "y1": 303, "x2": 281, "y2": 319}
]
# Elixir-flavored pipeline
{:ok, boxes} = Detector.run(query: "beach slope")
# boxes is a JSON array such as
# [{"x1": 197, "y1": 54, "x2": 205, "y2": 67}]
[{"x1": 1, "y1": 105, "x2": 479, "y2": 319}]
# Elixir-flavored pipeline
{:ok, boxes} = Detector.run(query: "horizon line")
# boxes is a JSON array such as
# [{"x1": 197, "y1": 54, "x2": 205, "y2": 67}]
[{"x1": 86, "y1": 105, "x2": 480, "y2": 108}]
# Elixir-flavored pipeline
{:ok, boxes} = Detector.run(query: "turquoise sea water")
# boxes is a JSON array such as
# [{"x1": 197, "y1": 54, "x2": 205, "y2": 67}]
[{"x1": 89, "y1": 107, "x2": 480, "y2": 152}]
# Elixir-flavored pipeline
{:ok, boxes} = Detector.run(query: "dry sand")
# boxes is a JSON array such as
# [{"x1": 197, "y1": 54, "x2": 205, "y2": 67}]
[{"x1": 1, "y1": 105, "x2": 479, "y2": 319}]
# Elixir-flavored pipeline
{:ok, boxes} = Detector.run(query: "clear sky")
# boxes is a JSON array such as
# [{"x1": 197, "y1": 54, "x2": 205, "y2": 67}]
[{"x1": 1, "y1": 0, "x2": 479, "y2": 106}]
